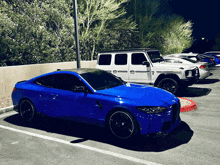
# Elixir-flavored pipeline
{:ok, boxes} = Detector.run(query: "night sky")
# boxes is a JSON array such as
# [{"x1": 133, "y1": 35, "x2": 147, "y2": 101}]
[{"x1": 169, "y1": 0, "x2": 219, "y2": 44}]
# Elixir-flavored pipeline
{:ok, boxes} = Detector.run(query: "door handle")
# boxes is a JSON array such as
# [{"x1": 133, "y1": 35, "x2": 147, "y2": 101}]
[
  {"x1": 130, "y1": 70, "x2": 135, "y2": 74},
  {"x1": 113, "y1": 70, "x2": 117, "y2": 74}
]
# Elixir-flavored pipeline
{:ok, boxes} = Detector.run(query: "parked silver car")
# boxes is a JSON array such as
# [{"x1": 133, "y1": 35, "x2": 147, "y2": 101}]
[{"x1": 163, "y1": 57, "x2": 211, "y2": 79}]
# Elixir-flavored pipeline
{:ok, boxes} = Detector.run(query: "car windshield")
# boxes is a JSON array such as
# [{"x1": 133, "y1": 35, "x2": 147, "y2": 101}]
[
  {"x1": 181, "y1": 58, "x2": 198, "y2": 63},
  {"x1": 147, "y1": 51, "x2": 164, "y2": 63},
  {"x1": 80, "y1": 70, "x2": 126, "y2": 90}
]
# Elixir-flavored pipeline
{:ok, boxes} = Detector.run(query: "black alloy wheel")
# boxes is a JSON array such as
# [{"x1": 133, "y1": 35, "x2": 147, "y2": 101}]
[
  {"x1": 19, "y1": 99, "x2": 36, "y2": 122},
  {"x1": 158, "y1": 78, "x2": 179, "y2": 94},
  {"x1": 108, "y1": 110, "x2": 138, "y2": 140}
]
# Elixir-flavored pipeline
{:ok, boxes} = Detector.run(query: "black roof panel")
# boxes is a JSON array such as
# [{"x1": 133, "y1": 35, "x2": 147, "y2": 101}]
[
  {"x1": 56, "y1": 68, "x2": 101, "y2": 74},
  {"x1": 99, "y1": 48, "x2": 158, "y2": 53}
]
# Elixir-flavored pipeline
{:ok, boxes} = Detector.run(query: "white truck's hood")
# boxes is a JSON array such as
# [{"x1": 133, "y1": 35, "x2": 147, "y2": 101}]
[{"x1": 152, "y1": 61, "x2": 195, "y2": 70}]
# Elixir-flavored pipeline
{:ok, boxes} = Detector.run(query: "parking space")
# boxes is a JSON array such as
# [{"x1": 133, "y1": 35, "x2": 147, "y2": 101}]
[{"x1": 0, "y1": 66, "x2": 220, "y2": 165}]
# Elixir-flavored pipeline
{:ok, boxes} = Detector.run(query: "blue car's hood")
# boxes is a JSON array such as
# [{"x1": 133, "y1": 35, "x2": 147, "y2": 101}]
[{"x1": 95, "y1": 83, "x2": 176, "y2": 106}]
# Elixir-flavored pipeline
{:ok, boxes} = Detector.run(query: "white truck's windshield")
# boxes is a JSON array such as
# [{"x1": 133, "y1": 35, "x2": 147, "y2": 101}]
[{"x1": 147, "y1": 51, "x2": 164, "y2": 63}]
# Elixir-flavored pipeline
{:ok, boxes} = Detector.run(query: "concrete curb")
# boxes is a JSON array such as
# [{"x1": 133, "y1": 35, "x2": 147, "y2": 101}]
[
  {"x1": 0, "y1": 106, "x2": 14, "y2": 115},
  {"x1": 178, "y1": 97, "x2": 197, "y2": 112},
  {"x1": 0, "y1": 97, "x2": 197, "y2": 115}
]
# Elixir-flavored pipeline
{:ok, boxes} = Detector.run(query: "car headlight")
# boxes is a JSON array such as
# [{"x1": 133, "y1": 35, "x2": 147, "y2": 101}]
[
  {"x1": 136, "y1": 106, "x2": 167, "y2": 114},
  {"x1": 185, "y1": 70, "x2": 192, "y2": 78}
]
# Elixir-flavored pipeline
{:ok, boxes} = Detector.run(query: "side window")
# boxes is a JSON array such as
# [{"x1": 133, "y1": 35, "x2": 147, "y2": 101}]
[
  {"x1": 132, "y1": 53, "x2": 147, "y2": 65},
  {"x1": 54, "y1": 74, "x2": 86, "y2": 91},
  {"x1": 165, "y1": 59, "x2": 173, "y2": 63},
  {"x1": 34, "y1": 74, "x2": 85, "y2": 91},
  {"x1": 34, "y1": 75, "x2": 56, "y2": 88},
  {"x1": 205, "y1": 53, "x2": 211, "y2": 55},
  {"x1": 98, "y1": 54, "x2": 112, "y2": 65},
  {"x1": 176, "y1": 60, "x2": 182, "y2": 63},
  {"x1": 115, "y1": 54, "x2": 127, "y2": 65}
]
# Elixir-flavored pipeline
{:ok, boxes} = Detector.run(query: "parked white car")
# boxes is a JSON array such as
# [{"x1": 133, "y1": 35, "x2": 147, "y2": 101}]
[
  {"x1": 165, "y1": 53, "x2": 199, "y2": 61},
  {"x1": 96, "y1": 49, "x2": 200, "y2": 94},
  {"x1": 204, "y1": 51, "x2": 220, "y2": 56},
  {"x1": 163, "y1": 57, "x2": 211, "y2": 79},
  {"x1": 165, "y1": 53, "x2": 215, "y2": 67}
]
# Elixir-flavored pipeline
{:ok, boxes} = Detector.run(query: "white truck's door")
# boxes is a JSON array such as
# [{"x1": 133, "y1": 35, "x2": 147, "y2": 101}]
[
  {"x1": 128, "y1": 53, "x2": 151, "y2": 83},
  {"x1": 112, "y1": 53, "x2": 129, "y2": 80}
]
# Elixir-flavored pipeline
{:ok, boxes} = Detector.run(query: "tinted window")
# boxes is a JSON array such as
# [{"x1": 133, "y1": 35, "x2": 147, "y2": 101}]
[
  {"x1": 80, "y1": 70, "x2": 125, "y2": 90},
  {"x1": 204, "y1": 53, "x2": 212, "y2": 55},
  {"x1": 115, "y1": 54, "x2": 127, "y2": 65},
  {"x1": 34, "y1": 74, "x2": 85, "y2": 91},
  {"x1": 165, "y1": 59, "x2": 173, "y2": 63},
  {"x1": 147, "y1": 51, "x2": 164, "y2": 63},
  {"x1": 98, "y1": 54, "x2": 112, "y2": 65},
  {"x1": 34, "y1": 75, "x2": 56, "y2": 88},
  {"x1": 210, "y1": 53, "x2": 220, "y2": 55},
  {"x1": 165, "y1": 59, "x2": 181, "y2": 63},
  {"x1": 182, "y1": 58, "x2": 197, "y2": 63},
  {"x1": 131, "y1": 53, "x2": 147, "y2": 65},
  {"x1": 54, "y1": 74, "x2": 85, "y2": 91}
]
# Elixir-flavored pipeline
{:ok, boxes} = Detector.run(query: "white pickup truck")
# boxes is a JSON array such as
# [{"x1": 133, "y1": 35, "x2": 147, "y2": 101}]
[{"x1": 96, "y1": 48, "x2": 200, "y2": 94}]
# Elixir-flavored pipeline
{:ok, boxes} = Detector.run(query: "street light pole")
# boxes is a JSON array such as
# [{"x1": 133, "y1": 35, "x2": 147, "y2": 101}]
[{"x1": 73, "y1": 0, "x2": 80, "y2": 68}]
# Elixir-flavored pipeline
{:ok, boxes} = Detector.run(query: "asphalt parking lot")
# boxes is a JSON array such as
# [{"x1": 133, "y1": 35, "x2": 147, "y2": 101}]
[{"x1": 0, "y1": 66, "x2": 220, "y2": 165}]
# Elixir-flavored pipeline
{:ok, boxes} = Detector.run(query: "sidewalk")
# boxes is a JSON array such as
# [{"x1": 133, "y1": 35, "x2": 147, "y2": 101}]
[
  {"x1": 0, "y1": 96, "x2": 12, "y2": 109},
  {"x1": 178, "y1": 97, "x2": 197, "y2": 112}
]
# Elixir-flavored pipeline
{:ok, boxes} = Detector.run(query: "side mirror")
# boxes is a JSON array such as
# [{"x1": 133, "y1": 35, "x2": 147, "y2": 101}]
[{"x1": 142, "y1": 61, "x2": 150, "y2": 67}]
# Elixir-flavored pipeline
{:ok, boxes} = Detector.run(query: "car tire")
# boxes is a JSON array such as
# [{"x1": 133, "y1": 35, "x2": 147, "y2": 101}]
[
  {"x1": 19, "y1": 99, "x2": 36, "y2": 122},
  {"x1": 158, "y1": 78, "x2": 179, "y2": 95},
  {"x1": 107, "y1": 110, "x2": 139, "y2": 140}
]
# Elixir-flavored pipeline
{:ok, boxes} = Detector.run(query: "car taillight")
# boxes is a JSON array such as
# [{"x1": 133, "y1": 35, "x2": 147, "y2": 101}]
[
  {"x1": 199, "y1": 65, "x2": 206, "y2": 69},
  {"x1": 218, "y1": 57, "x2": 220, "y2": 60},
  {"x1": 211, "y1": 59, "x2": 214, "y2": 61},
  {"x1": 12, "y1": 87, "x2": 17, "y2": 93}
]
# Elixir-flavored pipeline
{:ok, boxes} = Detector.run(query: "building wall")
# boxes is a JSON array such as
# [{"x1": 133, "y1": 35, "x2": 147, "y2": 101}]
[{"x1": 0, "y1": 61, "x2": 97, "y2": 108}]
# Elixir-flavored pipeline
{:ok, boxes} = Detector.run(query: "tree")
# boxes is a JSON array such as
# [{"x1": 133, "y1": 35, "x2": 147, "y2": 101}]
[
  {"x1": 158, "y1": 15, "x2": 194, "y2": 55},
  {"x1": 1, "y1": 0, "x2": 136, "y2": 65},
  {"x1": 0, "y1": 0, "x2": 75, "y2": 66},
  {"x1": 76, "y1": 0, "x2": 136, "y2": 60},
  {"x1": 0, "y1": 2, "x2": 16, "y2": 66},
  {"x1": 125, "y1": 0, "x2": 194, "y2": 55}
]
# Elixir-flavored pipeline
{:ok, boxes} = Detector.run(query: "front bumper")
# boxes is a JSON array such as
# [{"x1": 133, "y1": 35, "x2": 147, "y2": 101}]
[
  {"x1": 181, "y1": 67, "x2": 200, "y2": 86},
  {"x1": 136, "y1": 99, "x2": 181, "y2": 136},
  {"x1": 180, "y1": 76, "x2": 199, "y2": 86}
]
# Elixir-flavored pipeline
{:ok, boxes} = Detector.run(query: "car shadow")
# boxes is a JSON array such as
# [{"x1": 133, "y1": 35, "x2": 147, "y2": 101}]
[
  {"x1": 177, "y1": 87, "x2": 211, "y2": 97},
  {"x1": 4, "y1": 114, "x2": 193, "y2": 152},
  {"x1": 196, "y1": 78, "x2": 219, "y2": 84}
]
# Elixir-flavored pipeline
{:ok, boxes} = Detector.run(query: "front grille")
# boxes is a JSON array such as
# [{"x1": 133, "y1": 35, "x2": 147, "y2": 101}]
[
  {"x1": 172, "y1": 103, "x2": 179, "y2": 123},
  {"x1": 192, "y1": 67, "x2": 199, "y2": 77},
  {"x1": 161, "y1": 121, "x2": 171, "y2": 131}
]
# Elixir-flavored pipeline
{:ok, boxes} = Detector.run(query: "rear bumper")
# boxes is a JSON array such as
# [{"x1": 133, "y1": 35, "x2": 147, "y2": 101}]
[{"x1": 199, "y1": 70, "x2": 211, "y2": 79}]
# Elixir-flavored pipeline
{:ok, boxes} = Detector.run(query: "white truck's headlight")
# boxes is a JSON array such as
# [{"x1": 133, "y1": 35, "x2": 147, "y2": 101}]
[{"x1": 185, "y1": 70, "x2": 192, "y2": 77}]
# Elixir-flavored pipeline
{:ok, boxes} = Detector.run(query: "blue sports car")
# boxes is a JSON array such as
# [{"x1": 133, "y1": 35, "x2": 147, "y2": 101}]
[
  {"x1": 197, "y1": 54, "x2": 215, "y2": 67},
  {"x1": 204, "y1": 51, "x2": 220, "y2": 65},
  {"x1": 12, "y1": 69, "x2": 181, "y2": 140}
]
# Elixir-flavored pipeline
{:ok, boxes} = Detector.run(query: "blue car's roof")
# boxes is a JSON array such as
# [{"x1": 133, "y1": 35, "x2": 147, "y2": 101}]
[
  {"x1": 56, "y1": 68, "x2": 101, "y2": 74},
  {"x1": 30, "y1": 68, "x2": 102, "y2": 80}
]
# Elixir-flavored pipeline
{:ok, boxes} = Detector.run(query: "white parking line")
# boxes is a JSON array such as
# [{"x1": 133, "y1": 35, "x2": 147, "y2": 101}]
[{"x1": 0, "y1": 124, "x2": 162, "y2": 165}]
